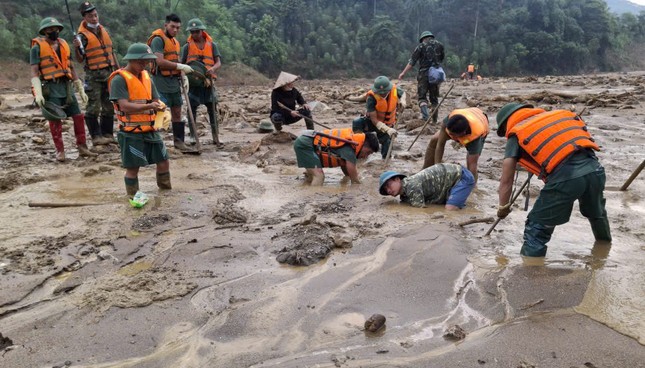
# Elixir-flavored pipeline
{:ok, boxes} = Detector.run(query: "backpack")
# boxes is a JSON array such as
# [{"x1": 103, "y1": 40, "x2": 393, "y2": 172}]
[{"x1": 428, "y1": 66, "x2": 446, "y2": 84}]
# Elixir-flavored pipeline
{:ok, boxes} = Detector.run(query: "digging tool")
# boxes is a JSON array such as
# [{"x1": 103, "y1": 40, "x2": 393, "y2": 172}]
[
  {"x1": 65, "y1": 0, "x2": 84, "y2": 56},
  {"x1": 407, "y1": 82, "x2": 455, "y2": 151},
  {"x1": 277, "y1": 101, "x2": 331, "y2": 129},
  {"x1": 180, "y1": 75, "x2": 202, "y2": 154},
  {"x1": 210, "y1": 77, "x2": 222, "y2": 146},
  {"x1": 523, "y1": 174, "x2": 531, "y2": 211},
  {"x1": 620, "y1": 159, "x2": 645, "y2": 191},
  {"x1": 485, "y1": 173, "x2": 533, "y2": 236},
  {"x1": 28, "y1": 202, "x2": 107, "y2": 208}
]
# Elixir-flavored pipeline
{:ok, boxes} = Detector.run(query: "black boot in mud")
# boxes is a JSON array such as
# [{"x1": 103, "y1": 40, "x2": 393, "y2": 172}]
[{"x1": 156, "y1": 172, "x2": 172, "y2": 190}]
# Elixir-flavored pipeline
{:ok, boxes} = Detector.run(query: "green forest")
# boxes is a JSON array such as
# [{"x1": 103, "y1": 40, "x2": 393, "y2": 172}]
[{"x1": 1, "y1": 0, "x2": 644, "y2": 78}]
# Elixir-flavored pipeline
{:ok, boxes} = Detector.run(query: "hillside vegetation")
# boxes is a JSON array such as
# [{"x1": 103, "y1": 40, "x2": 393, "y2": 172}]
[{"x1": 1, "y1": 0, "x2": 644, "y2": 78}]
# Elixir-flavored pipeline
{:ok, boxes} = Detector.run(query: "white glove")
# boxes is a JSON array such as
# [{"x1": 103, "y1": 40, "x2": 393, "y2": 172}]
[
  {"x1": 386, "y1": 127, "x2": 398, "y2": 138},
  {"x1": 73, "y1": 79, "x2": 88, "y2": 104},
  {"x1": 398, "y1": 92, "x2": 407, "y2": 109},
  {"x1": 181, "y1": 73, "x2": 189, "y2": 92},
  {"x1": 375, "y1": 121, "x2": 397, "y2": 137},
  {"x1": 31, "y1": 77, "x2": 45, "y2": 107},
  {"x1": 176, "y1": 63, "x2": 194, "y2": 74}
]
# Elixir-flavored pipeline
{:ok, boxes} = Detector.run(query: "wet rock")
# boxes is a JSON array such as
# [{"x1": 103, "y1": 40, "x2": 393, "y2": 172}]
[
  {"x1": 443, "y1": 324, "x2": 466, "y2": 340},
  {"x1": 131, "y1": 214, "x2": 172, "y2": 231},
  {"x1": 364, "y1": 314, "x2": 386, "y2": 332},
  {"x1": 598, "y1": 124, "x2": 620, "y2": 131},
  {"x1": 97, "y1": 250, "x2": 119, "y2": 263},
  {"x1": 0, "y1": 333, "x2": 13, "y2": 350},
  {"x1": 517, "y1": 360, "x2": 535, "y2": 368},
  {"x1": 331, "y1": 231, "x2": 353, "y2": 248}
]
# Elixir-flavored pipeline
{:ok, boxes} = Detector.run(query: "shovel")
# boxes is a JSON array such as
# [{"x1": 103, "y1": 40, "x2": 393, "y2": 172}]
[
  {"x1": 180, "y1": 75, "x2": 202, "y2": 154},
  {"x1": 277, "y1": 101, "x2": 331, "y2": 129},
  {"x1": 485, "y1": 174, "x2": 533, "y2": 236}
]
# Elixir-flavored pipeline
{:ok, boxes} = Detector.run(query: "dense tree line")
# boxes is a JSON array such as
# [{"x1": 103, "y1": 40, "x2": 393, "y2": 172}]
[{"x1": 1, "y1": 0, "x2": 643, "y2": 78}]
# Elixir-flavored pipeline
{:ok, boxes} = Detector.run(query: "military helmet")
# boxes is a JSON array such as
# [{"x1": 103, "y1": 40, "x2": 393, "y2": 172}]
[
  {"x1": 187, "y1": 61, "x2": 208, "y2": 87},
  {"x1": 419, "y1": 31, "x2": 434, "y2": 42},
  {"x1": 41, "y1": 101, "x2": 67, "y2": 121},
  {"x1": 379, "y1": 171, "x2": 407, "y2": 195},
  {"x1": 258, "y1": 120, "x2": 274, "y2": 133},
  {"x1": 495, "y1": 102, "x2": 533, "y2": 137},
  {"x1": 38, "y1": 17, "x2": 64, "y2": 35},
  {"x1": 78, "y1": 2, "x2": 96, "y2": 15},
  {"x1": 372, "y1": 76, "x2": 392, "y2": 95},
  {"x1": 123, "y1": 43, "x2": 157, "y2": 60},
  {"x1": 186, "y1": 18, "x2": 207, "y2": 32}
]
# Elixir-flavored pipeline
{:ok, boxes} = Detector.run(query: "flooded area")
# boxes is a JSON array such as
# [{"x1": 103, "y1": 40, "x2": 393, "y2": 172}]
[{"x1": 0, "y1": 72, "x2": 644, "y2": 367}]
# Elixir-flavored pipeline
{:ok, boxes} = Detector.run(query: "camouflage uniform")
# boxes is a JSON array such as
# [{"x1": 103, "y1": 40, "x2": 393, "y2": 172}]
[
  {"x1": 407, "y1": 38, "x2": 444, "y2": 122},
  {"x1": 78, "y1": 32, "x2": 117, "y2": 141},
  {"x1": 400, "y1": 163, "x2": 462, "y2": 207}
]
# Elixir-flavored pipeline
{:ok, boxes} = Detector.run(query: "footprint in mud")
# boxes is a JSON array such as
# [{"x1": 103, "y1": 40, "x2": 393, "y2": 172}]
[{"x1": 131, "y1": 214, "x2": 172, "y2": 231}]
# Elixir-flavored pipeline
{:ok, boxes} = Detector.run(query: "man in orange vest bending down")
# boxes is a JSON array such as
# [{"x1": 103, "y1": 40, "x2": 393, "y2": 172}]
[
  {"x1": 108, "y1": 43, "x2": 171, "y2": 197},
  {"x1": 293, "y1": 128, "x2": 380, "y2": 186},
  {"x1": 496, "y1": 103, "x2": 611, "y2": 257},
  {"x1": 73, "y1": 2, "x2": 118, "y2": 146},
  {"x1": 423, "y1": 107, "x2": 489, "y2": 183}
]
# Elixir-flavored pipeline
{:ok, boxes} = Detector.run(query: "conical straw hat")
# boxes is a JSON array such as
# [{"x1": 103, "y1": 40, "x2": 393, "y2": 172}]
[{"x1": 273, "y1": 71, "x2": 300, "y2": 89}]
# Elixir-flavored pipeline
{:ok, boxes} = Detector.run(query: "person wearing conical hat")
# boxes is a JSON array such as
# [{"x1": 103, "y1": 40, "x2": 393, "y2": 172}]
[
  {"x1": 270, "y1": 71, "x2": 313, "y2": 132},
  {"x1": 398, "y1": 31, "x2": 445, "y2": 123},
  {"x1": 73, "y1": 1, "x2": 118, "y2": 147},
  {"x1": 180, "y1": 18, "x2": 222, "y2": 147},
  {"x1": 30, "y1": 16, "x2": 98, "y2": 162}
]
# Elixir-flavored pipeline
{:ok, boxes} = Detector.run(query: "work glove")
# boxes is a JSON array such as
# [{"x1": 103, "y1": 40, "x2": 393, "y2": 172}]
[
  {"x1": 497, "y1": 203, "x2": 512, "y2": 219},
  {"x1": 181, "y1": 73, "x2": 189, "y2": 92},
  {"x1": 31, "y1": 77, "x2": 45, "y2": 107},
  {"x1": 398, "y1": 92, "x2": 407, "y2": 109},
  {"x1": 175, "y1": 63, "x2": 194, "y2": 74},
  {"x1": 375, "y1": 121, "x2": 397, "y2": 137},
  {"x1": 73, "y1": 79, "x2": 88, "y2": 104},
  {"x1": 386, "y1": 127, "x2": 398, "y2": 138}
]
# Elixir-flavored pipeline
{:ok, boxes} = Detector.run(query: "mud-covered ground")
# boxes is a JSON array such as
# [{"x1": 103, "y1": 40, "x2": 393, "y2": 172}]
[{"x1": 0, "y1": 69, "x2": 644, "y2": 367}]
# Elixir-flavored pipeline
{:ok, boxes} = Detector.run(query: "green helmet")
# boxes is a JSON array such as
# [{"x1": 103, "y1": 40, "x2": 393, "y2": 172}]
[
  {"x1": 38, "y1": 17, "x2": 64, "y2": 35},
  {"x1": 186, "y1": 18, "x2": 207, "y2": 32},
  {"x1": 186, "y1": 60, "x2": 208, "y2": 87},
  {"x1": 123, "y1": 43, "x2": 157, "y2": 61},
  {"x1": 41, "y1": 101, "x2": 67, "y2": 121},
  {"x1": 372, "y1": 76, "x2": 392, "y2": 95},
  {"x1": 495, "y1": 103, "x2": 533, "y2": 137},
  {"x1": 419, "y1": 31, "x2": 434, "y2": 42}
]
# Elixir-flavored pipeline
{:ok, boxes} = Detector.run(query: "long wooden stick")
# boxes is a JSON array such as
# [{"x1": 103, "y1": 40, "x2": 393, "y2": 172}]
[
  {"x1": 180, "y1": 76, "x2": 202, "y2": 152},
  {"x1": 277, "y1": 101, "x2": 331, "y2": 129},
  {"x1": 485, "y1": 174, "x2": 533, "y2": 236},
  {"x1": 620, "y1": 159, "x2": 645, "y2": 191},
  {"x1": 28, "y1": 202, "x2": 107, "y2": 208},
  {"x1": 458, "y1": 217, "x2": 495, "y2": 227},
  {"x1": 407, "y1": 82, "x2": 455, "y2": 151}
]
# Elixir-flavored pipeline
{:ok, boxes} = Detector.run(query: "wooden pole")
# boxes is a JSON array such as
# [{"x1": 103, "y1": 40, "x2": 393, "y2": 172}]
[
  {"x1": 181, "y1": 75, "x2": 202, "y2": 153},
  {"x1": 484, "y1": 174, "x2": 533, "y2": 236},
  {"x1": 407, "y1": 82, "x2": 455, "y2": 151},
  {"x1": 28, "y1": 202, "x2": 107, "y2": 208},
  {"x1": 277, "y1": 101, "x2": 331, "y2": 129},
  {"x1": 620, "y1": 159, "x2": 645, "y2": 191}
]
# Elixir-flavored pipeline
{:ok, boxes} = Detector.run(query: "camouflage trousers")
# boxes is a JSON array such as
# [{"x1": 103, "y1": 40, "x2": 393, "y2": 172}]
[
  {"x1": 84, "y1": 68, "x2": 114, "y2": 119},
  {"x1": 417, "y1": 71, "x2": 440, "y2": 121}
]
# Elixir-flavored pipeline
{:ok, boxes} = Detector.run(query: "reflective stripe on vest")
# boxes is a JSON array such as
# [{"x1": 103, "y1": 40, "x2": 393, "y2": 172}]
[
  {"x1": 507, "y1": 110, "x2": 600, "y2": 180},
  {"x1": 147, "y1": 29, "x2": 180, "y2": 77},
  {"x1": 77, "y1": 21, "x2": 116, "y2": 70},
  {"x1": 186, "y1": 31, "x2": 215, "y2": 67},
  {"x1": 313, "y1": 128, "x2": 365, "y2": 168},
  {"x1": 366, "y1": 85, "x2": 398, "y2": 126},
  {"x1": 107, "y1": 69, "x2": 156, "y2": 132},
  {"x1": 32, "y1": 38, "x2": 73, "y2": 81},
  {"x1": 447, "y1": 108, "x2": 489, "y2": 145}
]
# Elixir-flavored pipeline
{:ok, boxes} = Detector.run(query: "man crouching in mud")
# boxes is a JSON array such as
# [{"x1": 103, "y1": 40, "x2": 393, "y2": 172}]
[{"x1": 379, "y1": 163, "x2": 475, "y2": 210}]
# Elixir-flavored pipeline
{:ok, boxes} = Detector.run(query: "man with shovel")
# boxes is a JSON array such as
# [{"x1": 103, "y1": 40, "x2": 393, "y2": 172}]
[
  {"x1": 180, "y1": 18, "x2": 222, "y2": 146},
  {"x1": 147, "y1": 14, "x2": 195, "y2": 152},
  {"x1": 495, "y1": 103, "x2": 611, "y2": 257},
  {"x1": 293, "y1": 128, "x2": 379, "y2": 185}
]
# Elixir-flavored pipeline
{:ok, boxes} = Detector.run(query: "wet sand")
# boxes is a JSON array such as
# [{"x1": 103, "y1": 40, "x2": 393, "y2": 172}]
[{"x1": 0, "y1": 72, "x2": 644, "y2": 367}]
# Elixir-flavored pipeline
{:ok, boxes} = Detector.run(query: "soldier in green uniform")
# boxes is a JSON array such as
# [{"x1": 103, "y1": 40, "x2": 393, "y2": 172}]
[
  {"x1": 30, "y1": 17, "x2": 97, "y2": 162},
  {"x1": 398, "y1": 31, "x2": 445, "y2": 124},
  {"x1": 180, "y1": 18, "x2": 222, "y2": 146},
  {"x1": 73, "y1": 2, "x2": 118, "y2": 146},
  {"x1": 108, "y1": 43, "x2": 170, "y2": 196},
  {"x1": 379, "y1": 163, "x2": 475, "y2": 210}
]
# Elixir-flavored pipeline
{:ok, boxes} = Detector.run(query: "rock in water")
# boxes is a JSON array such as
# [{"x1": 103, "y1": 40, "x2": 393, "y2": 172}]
[
  {"x1": 443, "y1": 324, "x2": 466, "y2": 340},
  {"x1": 364, "y1": 314, "x2": 386, "y2": 332}
]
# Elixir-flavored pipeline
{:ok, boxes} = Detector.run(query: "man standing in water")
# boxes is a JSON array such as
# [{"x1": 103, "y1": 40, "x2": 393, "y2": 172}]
[
  {"x1": 495, "y1": 103, "x2": 611, "y2": 257},
  {"x1": 398, "y1": 31, "x2": 445, "y2": 124},
  {"x1": 108, "y1": 43, "x2": 170, "y2": 196}
]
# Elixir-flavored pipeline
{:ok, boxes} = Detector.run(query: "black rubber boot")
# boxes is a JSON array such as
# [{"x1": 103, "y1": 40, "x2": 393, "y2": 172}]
[
  {"x1": 85, "y1": 115, "x2": 102, "y2": 142},
  {"x1": 172, "y1": 121, "x2": 188, "y2": 150},
  {"x1": 100, "y1": 115, "x2": 115, "y2": 142},
  {"x1": 125, "y1": 177, "x2": 139, "y2": 197}
]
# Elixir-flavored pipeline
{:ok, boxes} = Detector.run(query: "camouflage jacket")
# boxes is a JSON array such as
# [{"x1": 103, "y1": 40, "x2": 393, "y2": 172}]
[
  {"x1": 408, "y1": 39, "x2": 445, "y2": 72},
  {"x1": 400, "y1": 163, "x2": 462, "y2": 207}
]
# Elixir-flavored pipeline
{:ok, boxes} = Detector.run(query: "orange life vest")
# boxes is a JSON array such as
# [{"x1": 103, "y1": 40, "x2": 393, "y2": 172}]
[
  {"x1": 506, "y1": 109, "x2": 600, "y2": 180},
  {"x1": 186, "y1": 31, "x2": 215, "y2": 67},
  {"x1": 31, "y1": 37, "x2": 73, "y2": 80},
  {"x1": 313, "y1": 128, "x2": 366, "y2": 168},
  {"x1": 146, "y1": 29, "x2": 180, "y2": 77},
  {"x1": 446, "y1": 108, "x2": 489, "y2": 145},
  {"x1": 77, "y1": 21, "x2": 116, "y2": 70},
  {"x1": 107, "y1": 69, "x2": 156, "y2": 132},
  {"x1": 366, "y1": 86, "x2": 398, "y2": 126},
  {"x1": 467, "y1": 64, "x2": 475, "y2": 73}
]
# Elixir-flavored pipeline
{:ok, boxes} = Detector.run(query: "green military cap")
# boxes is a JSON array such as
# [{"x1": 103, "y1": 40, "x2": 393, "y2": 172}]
[
  {"x1": 419, "y1": 31, "x2": 434, "y2": 42},
  {"x1": 38, "y1": 17, "x2": 64, "y2": 35},
  {"x1": 495, "y1": 103, "x2": 533, "y2": 137},
  {"x1": 41, "y1": 101, "x2": 67, "y2": 121},
  {"x1": 372, "y1": 76, "x2": 392, "y2": 95},
  {"x1": 123, "y1": 43, "x2": 157, "y2": 60},
  {"x1": 186, "y1": 18, "x2": 207, "y2": 31}
]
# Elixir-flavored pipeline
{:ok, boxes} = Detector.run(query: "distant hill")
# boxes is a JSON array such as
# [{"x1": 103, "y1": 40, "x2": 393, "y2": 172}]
[{"x1": 605, "y1": 0, "x2": 645, "y2": 14}]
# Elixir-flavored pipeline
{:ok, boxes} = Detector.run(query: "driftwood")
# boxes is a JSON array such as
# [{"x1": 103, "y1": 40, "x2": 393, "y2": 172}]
[{"x1": 28, "y1": 202, "x2": 106, "y2": 208}]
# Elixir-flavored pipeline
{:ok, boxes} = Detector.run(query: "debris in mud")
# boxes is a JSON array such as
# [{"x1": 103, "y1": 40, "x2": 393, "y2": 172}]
[
  {"x1": 238, "y1": 140, "x2": 261, "y2": 159},
  {"x1": 131, "y1": 214, "x2": 172, "y2": 231},
  {"x1": 443, "y1": 324, "x2": 466, "y2": 340},
  {"x1": 261, "y1": 131, "x2": 296, "y2": 144},
  {"x1": 330, "y1": 354, "x2": 353, "y2": 367},
  {"x1": 212, "y1": 205, "x2": 248, "y2": 224},
  {"x1": 0, "y1": 333, "x2": 13, "y2": 350},
  {"x1": 275, "y1": 222, "x2": 335, "y2": 266},
  {"x1": 311, "y1": 196, "x2": 354, "y2": 214},
  {"x1": 364, "y1": 314, "x2": 386, "y2": 332},
  {"x1": 0, "y1": 236, "x2": 69, "y2": 274},
  {"x1": 517, "y1": 360, "x2": 536, "y2": 368},
  {"x1": 82, "y1": 165, "x2": 114, "y2": 177}
]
